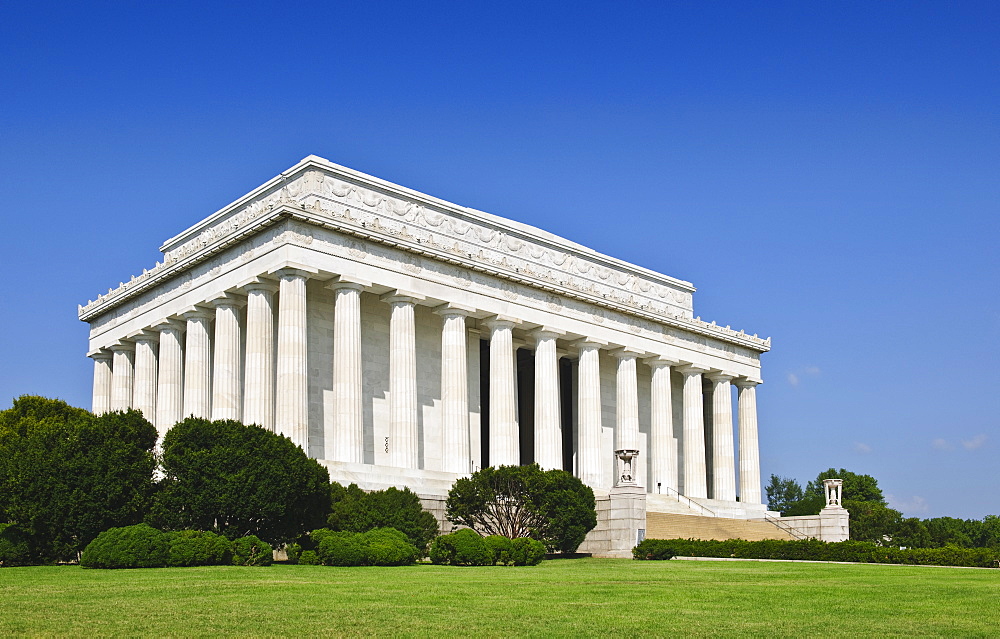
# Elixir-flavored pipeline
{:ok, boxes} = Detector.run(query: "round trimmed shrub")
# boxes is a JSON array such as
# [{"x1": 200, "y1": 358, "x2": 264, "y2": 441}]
[
  {"x1": 231, "y1": 535, "x2": 273, "y2": 566},
  {"x1": 80, "y1": 523, "x2": 169, "y2": 569},
  {"x1": 298, "y1": 550, "x2": 320, "y2": 565},
  {"x1": 484, "y1": 535, "x2": 513, "y2": 565},
  {"x1": 167, "y1": 530, "x2": 233, "y2": 567},
  {"x1": 429, "y1": 528, "x2": 493, "y2": 566},
  {"x1": 317, "y1": 531, "x2": 364, "y2": 566},
  {"x1": 361, "y1": 527, "x2": 420, "y2": 566},
  {"x1": 0, "y1": 524, "x2": 32, "y2": 567},
  {"x1": 510, "y1": 537, "x2": 546, "y2": 566}
]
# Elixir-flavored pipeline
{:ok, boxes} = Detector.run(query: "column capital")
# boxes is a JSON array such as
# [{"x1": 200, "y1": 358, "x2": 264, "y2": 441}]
[
  {"x1": 705, "y1": 371, "x2": 736, "y2": 383},
  {"x1": 208, "y1": 292, "x2": 247, "y2": 308},
  {"x1": 571, "y1": 337, "x2": 608, "y2": 351},
  {"x1": 180, "y1": 306, "x2": 215, "y2": 321},
  {"x1": 735, "y1": 377, "x2": 763, "y2": 389},
  {"x1": 152, "y1": 318, "x2": 186, "y2": 333},
  {"x1": 380, "y1": 290, "x2": 426, "y2": 305},
  {"x1": 127, "y1": 329, "x2": 159, "y2": 344},
  {"x1": 644, "y1": 355, "x2": 681, "y2": 369},
  {"x1": 326, "y1": 275, "x2": 371, "y2": 292},
  {"x1": 676, "y1": 363, "x2": 711, "y2": 376},
  {"x1": 434, "y1": 302, "x2": 476, "y2": 318},
  {"x1": 268, "y1": 262, "x2": 319, "y2": 279},
  {"x1": 610, "y1": 347, "x2": 645, "y2": 360},
  {"x1": 532, "y1": 326, "x2": 565, "y2": 342},
  {"x1": 483, "y1": 315, "x2": 521, "y2": 330},
  {"x1": 241, "y1": 277, "x2": 280, "y2": 294},
  {"x1": 107, "y1": 341, "x2": 135, "y2": 353},
  {"x1": 87, "y1": 348, "x2": 112, "y2": 361}
]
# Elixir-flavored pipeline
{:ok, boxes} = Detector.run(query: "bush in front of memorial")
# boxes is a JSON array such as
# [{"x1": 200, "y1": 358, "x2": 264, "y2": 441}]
[
  {"x1": 0, "y1": 396, "x2": 332, "y2": 565},
  {"x1": 0, "y1": 396, "x2": 157, "y2": 564},
  {"x1": 445, "y1": 464, "x2": 598, "y2": 554},
  {"x1": 632, "y1": 537, "x2": 1000, "y2": 568}
]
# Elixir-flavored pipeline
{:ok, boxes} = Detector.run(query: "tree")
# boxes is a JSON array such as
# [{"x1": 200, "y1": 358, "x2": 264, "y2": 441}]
[
  {"x1": 0, "y1": 396, "x2": 157, "y2": 561},
  {"x1": 150, "y1": 417, "x2": 330, "y2": 545},
  {"x1": 844, "y1": 499, "x2": 902, "y2": 544},
  {"x1": 445, "y1": 464, "x2": 597, "y2": 553},
  {"x1": 765, "y1": 475, "x2": 804, "y2": 513},
  {"x1": 924, "y1": 516, "x2": 975, "y2": 548},
  {"x1": 893, "y1": 517, "x2": 932, "y2": 549},
  {"x1": 327, "y1": 482, "x2": 438, "y2": 551},
  {"x1": 805, "y1": 468, "x2": 885, "y2": 505}
]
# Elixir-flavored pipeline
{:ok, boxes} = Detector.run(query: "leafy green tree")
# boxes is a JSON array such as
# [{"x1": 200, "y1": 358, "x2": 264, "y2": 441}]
[
  {"x1": 893, "y1": 517, "x2": 932, "y2": 548},
  {"x1": 844, "y1": 499, "x2": 903, "y2": 544},
  {"x1": 446, "y1": 464, "x2": 597, "y2": 553},
  {"x1": 327, "y1": 482, "x2": 438, "y2": 551},
  {"x1": 765, "y1": 475, "x2": 804, "y2": 513},
  {"x1": 805, "y1": 468, "x2": 885, "y2": 505},
  {"x1": 924, "y1": 516, "x2": 975, "y2": 548},
  {"x1": 0, "y1": 397, "x2": 157, "y2": 561},
  {"x1": 977, "y1": 515, "x2": 1000, "y2": 548},
  {"x1": 150, "y1": 418, "x2": 330, "y2": 545}
]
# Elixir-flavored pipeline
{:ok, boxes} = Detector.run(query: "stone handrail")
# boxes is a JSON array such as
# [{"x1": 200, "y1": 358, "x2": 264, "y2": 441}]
[
  {"x1": 763, "y1": 514, "x2": 809, "y2": 540},
  {"x1": 661, "y1": 486, "x2": 717, "y2": 518}
]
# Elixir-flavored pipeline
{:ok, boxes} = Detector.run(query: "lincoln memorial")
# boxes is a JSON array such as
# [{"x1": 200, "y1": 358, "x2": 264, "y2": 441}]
[{"x1": 79, "y1": 156, "x2": 784, "y2": 554}]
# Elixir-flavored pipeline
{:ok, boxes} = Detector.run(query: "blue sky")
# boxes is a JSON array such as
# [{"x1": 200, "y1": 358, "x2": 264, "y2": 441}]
[{"x1": 1, "y1": 2, "x2": 997, "y2": 519}]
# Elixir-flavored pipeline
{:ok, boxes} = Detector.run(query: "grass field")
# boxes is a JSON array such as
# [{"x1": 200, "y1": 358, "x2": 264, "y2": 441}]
[{"x1": 1, "y1": 558, "x2": 997, "y2": 636}]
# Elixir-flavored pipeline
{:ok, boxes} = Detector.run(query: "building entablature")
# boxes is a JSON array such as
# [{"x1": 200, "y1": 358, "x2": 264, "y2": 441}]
[{"x1": 78, "y1": 156, "x2": 770, "y2": 353}]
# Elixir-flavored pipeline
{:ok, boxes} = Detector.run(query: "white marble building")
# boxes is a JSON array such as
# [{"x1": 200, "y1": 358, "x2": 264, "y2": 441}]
[{"x1": 80, "y1": 156, "x2": 774, "y2": 551}]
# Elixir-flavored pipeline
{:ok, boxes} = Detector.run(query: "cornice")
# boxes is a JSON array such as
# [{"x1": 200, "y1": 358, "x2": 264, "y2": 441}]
[{"x1": 79, "y1": 157, "x2": 771, "y2": 353}]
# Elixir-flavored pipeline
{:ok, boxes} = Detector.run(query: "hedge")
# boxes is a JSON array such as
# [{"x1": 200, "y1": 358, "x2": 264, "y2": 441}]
[
  {"x1": 430, "y1": 529, "x2": 545, "y2": 566},
  {"x1": 309, "y1": 527, "x2": 420, "y2": 567},
  {"x1": 81, "y1": 523, "x2": 170, "y2": 568},
  {"x1": 81, "y1": 525, "x2": 270, "y2": 568},
  {"x1": 0, "y1": 524, "x2": 32, "y2": 567},
  {"x1": 633, "y1": 538, "x2": 1000, "y2": 568},
  {"x1": 429, "y1": 528, "x2": 493, "y2": 566}
]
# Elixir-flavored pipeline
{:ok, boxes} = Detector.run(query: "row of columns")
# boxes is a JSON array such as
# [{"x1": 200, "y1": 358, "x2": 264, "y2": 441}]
[
  {"x1": 90, "y1": 270, "x2": 761, "y2": 502},
  {"x1": 91, "y1": 268, "x2": 313, "y2": 450}
]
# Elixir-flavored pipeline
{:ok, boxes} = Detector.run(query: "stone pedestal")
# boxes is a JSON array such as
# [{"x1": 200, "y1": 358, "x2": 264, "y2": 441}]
[
  {"x1": 579, "y1": 486, "x2": 647, "y2": 558},
  {"x1": 607, "y1": 486, "x2": 647, "y2": 558},
  {"x1": 818, "y1": 506, "x2": 850, "y2": 542}
]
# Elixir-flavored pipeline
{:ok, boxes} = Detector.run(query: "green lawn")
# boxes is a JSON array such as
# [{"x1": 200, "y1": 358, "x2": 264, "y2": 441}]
[{"x1": 1, "y1": 558, "x2": 996, "y2": 636}]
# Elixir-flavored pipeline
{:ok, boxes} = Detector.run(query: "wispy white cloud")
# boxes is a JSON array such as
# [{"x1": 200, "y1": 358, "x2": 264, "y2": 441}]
[
  {"x1": 887, "y1": 494, "x2": 929, "y2": 515},
  {"x1": 853, "y1": 442, "x2": 872, "y2": 454},
  {"x1": 962, "y1": 434, "x2": 988, "y2": 450},
  {"x1": 931, "y1": 438, "x2": 952, "y2": 451},
  {"x1": 786, "y1": 366, "x2": 820, "y2": 388}
]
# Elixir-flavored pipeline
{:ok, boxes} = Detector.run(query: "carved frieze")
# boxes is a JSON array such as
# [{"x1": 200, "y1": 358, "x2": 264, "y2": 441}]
[{"x1": 80, "y1": 157, "x2": 770, "y2": 354}]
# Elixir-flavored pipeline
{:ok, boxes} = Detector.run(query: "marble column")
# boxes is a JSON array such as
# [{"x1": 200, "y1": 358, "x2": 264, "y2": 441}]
[
  {"x1": 576, "y1": 340, "x2": 604, "y2": 488},
  {"x1": 736, "y1": 378, "x2": 762, "y2": 504},
  {"x1": 182, "y1": 309, "x2": 213, "y2": 419},
  {"x1": 437, "y1": 305, "x2": 471, "y2": 474},
  {"x1": 132, "y1": 333, "x2": 158, "y2": 421},
  {"x1": 678, "y1": 364, "x2": 709, "y2": 498},
  {"x1": 329, "y1": 279, "x2": 366, "y2": 463},
  {"x1": 211, "y1": 295, "x2": 243, "y2": 422},
  {"x1": 648, "y1": 357, "x2": 679, "y2": 494},
  {"x1": 109, "y1": 343, "x2": 135, "y2": 411},
  {"x1": 485, "y1": 316, "x2": 519, "y2": 467},
  {"x1": 243, "y1": 280, "x2": 278, "y2": 430},
  {"x1": 275, "y1": 269, "x2": 310, "y2": 450},
  {"x1": 383, "y1": 292, "x2": 421, "y2": 469},
  {"x1": 90, "y1": 351, "x2": 113, "y2": 415},
  {"x1": 154, "y1": 320, "x2": 185, "y2": 436},
  {"x1": 613, "y1": 349, "x2": 641, "y2": 486},
  {"x1": 707, "y1": 372, "x2": 737, "y2": 502},
  {"x1": 533, "y1": 328, "x2": 564, "y2": 471}
]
